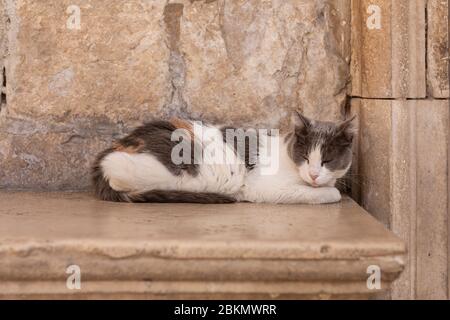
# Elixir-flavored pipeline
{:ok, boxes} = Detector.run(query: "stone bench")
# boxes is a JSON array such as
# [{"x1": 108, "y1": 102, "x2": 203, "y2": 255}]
[{"x1": 0, "y1": 192, "x2": 405, "y2": 299}]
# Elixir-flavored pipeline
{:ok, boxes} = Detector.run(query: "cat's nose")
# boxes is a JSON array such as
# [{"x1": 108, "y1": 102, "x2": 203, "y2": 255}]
[{"x1": 309, "y1": 173, "x2": 319, "y2": 181}]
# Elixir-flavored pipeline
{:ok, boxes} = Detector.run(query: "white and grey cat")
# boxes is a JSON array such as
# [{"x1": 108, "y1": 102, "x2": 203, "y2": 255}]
[{"x1": 92, "y1": 113, "x2": 355, "y2": 204}]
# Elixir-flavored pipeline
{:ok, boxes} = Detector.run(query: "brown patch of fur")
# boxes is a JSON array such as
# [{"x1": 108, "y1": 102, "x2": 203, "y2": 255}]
[
  {"x1": 170, "y1": 118, "x2": 194, "y2": 140},
  {"x1": 113, "y1": 138, "x2": 145, "y2": 154}
]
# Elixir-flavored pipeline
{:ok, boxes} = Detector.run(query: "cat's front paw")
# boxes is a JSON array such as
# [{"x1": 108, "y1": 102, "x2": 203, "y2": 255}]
[{"x1": 315, "y1": 187, "x2": 341, "y2": 204}]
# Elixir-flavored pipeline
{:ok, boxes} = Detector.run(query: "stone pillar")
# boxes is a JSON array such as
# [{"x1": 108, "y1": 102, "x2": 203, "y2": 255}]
[
  {"x1": 427, "y1": 0, "x2": 450, "y2": 98},
  {"x1": 351, "y1": 0, "x2": 449, "y2": 299}
]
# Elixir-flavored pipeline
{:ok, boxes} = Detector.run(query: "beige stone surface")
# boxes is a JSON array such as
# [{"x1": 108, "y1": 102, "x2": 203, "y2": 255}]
[
  {"x1": 353, "y1": 99, "x2": 449, "y2": 300},
  {"x1": 0, "y1": 192, "x2": 405, "y2": 299},
  {"x1": 0, "y1": 0, "x2": 350, "y2": 190},
  {"x1": 5, "y1": 0, "x2": 171, "y2": 122},
  {"x1": 178, "y1": 0, "x2": 349, "y2": 126},
  {"x1": 351, "y1": 0, "x2": 391, "y2": 98},
  {"x1": 415, "y1": 102, "x2": 449, "y2": 299},
  {"x1": 427, "y1": 0, "x2": 449, "y2": 98},
  {"x1": 351, "y1": 0, "x2": 426, "y2": 98},
  {"x1": 0, "y1": 281, "x2": 383, "y2": 300},
  {"x1": 389, "y1": 100, "x2": 418, "y2": 300},
  {"x1": 352, "y1": 99, "x2": 391, "y2": 227}
]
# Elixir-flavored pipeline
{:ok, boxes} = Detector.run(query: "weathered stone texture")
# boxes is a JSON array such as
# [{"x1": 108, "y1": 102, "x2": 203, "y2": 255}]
[
  {"x1": 352, "y1": 99, "x2": 391, "y2": 227},
  {"x1": 353, "y1": 99, "x2": 449, "y2": 300},
  {"x1": 0, "y1": 117, "x2": 129, "y2": 190},
  {"x1": 0, "y1": 0, "x2": 6, "y2": 110},
  {"x1": 415, "y1": 102, "x2": 449, "y2": 299},
  {"x1": 427, "y1": 0, "x2": 449, "y2": 98},
  {"x1": 0, "y1": 0, "x2": 350, "y2": 190},
  {"x1": 0, "y1": 193, "x2": 405, "y2": 299},
  {"x1": 5, "y1": 0, "x2": 171, "y2": 121},
  {"x1": 179, "y1": 0, "x2": 349, "y2": 127},
  {"x1": 351, "y1": 0, "x2": 426, "y2": 98},
  {"x1": 351, "y1": 0, "x2": 449, "y2": 301}
]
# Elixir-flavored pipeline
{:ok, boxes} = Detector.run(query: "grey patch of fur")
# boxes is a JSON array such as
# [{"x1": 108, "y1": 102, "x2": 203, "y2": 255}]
[
  {"x1": 290, "y1": 112, "x2": 354, "y2": 171},
  {"x1": 220, "y1": 126, "x2": 259, "y2": 171}
]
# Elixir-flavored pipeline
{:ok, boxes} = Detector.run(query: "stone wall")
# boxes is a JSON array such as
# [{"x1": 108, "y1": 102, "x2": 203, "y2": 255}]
[
  {"x1": 0, "y1": 0, "x2": 350, "y2": 190},
  {"x1": 351, "y1": 0, "x2": 449, "y2": 299}
]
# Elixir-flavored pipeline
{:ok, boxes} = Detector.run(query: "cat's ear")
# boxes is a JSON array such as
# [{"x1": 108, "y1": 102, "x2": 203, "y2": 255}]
[
  {"x1": 291, "y1": 111, "x2": 312, "y2": 135},
  {"x1": 335, "y1": 115, "x2": 357, "y2": 145}
]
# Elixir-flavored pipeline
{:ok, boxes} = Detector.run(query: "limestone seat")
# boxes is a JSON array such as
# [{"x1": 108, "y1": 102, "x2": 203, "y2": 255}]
[{"x1": 0, "y1": 192, "x2": 405, "y2": 299}]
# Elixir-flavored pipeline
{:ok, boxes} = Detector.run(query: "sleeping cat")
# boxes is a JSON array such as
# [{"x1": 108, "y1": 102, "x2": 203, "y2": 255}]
[{"x1": 92, "y1": 112, "x2": 355, "y2": 204}]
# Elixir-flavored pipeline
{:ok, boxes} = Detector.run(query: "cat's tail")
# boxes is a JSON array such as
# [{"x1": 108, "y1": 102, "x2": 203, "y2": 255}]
[
  {"x1": 122, "y1": 190, "x2": 236, "y2": 204},
  {"x1": 91, "y1": 149, "x2": 236, "y2": 204},
  {"x1": 95, "y1": 180, "x2": 237, "y2": 204}
]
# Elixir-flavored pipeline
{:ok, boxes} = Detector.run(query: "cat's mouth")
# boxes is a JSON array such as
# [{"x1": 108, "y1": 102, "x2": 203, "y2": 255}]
[{"x1": 309, "y1": 181, "x2": 319, "y2": 188}]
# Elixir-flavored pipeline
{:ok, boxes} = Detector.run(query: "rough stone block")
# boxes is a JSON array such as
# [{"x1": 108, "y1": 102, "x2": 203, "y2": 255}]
[
  {"x1": 0, "y1": 192, "x2": 405, "y2": 299},
  {"x1": 353, "y1": 99, "x2": 449, "y2": 300},
  {"x1": 0, "y1": 116, "x2": 126, "y2": 190},
  {"x1": 5, "y1": 0, "x2": 171, "y2": 122},
  {"x1": 178, "y1": 0, "x2": 349, "y2": 126},
  {"x1": 427, "y1": 0, "x2": 449, "y2": 98},
  {"x1": 351, "y1": 0, "x2": 426, "y2": 98}
]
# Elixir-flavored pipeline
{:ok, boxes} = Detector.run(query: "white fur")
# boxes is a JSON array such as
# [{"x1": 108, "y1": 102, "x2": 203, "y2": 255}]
[
  {"x1": 102, "y1": 152, "x2": 176, "y2": 192},
  {"x1": 101, "y1": 123, "x2": 346, "y2": 204}
]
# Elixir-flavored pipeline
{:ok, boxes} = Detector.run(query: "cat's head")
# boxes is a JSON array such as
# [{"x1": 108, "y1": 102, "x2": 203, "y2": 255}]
[{"x1": 290, "y1": 112, "x2": 356, "y2": 187}]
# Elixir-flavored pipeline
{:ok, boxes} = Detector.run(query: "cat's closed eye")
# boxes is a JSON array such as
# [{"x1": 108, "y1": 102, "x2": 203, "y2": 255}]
[{"x1": 321, "y1": 159, "x2": 332, "y2": 166}]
